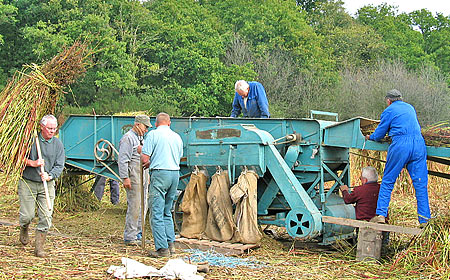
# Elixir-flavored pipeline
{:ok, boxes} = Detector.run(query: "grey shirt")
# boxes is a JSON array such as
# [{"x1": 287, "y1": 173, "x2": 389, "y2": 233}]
[
  {"x1": 118, "y1": 129, "x2": 143, "y2": 179},
  {"x1": 22, "y1": 133, "x2": 65, "y2": 182}
]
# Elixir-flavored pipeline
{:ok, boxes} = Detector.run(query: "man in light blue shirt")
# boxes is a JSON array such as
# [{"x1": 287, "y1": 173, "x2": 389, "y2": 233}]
[{"x1": 141, "y1": 112, "x2": 183, "y2": 257}]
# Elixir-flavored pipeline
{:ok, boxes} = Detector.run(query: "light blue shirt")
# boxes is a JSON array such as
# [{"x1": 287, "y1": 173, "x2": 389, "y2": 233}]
[{"x1": 142, "y1": 125, "x2": 183, "y2": 170}]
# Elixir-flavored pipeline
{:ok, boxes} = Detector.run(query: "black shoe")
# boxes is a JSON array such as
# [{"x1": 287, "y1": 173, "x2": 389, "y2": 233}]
[
  {"x1": 419, "y1": 222, "x2": 428, "y2": 229},
  {"x1": 149, "y1": 248, "x2": 169, "y2": 258}
]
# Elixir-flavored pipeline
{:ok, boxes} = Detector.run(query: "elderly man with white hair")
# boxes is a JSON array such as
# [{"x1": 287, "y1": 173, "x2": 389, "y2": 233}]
[
  {"x1": 230, "y1": 80, "x2": 270, "y2": 118},
  {"x1": 339, "y1": 166, "x2": 380, "y2": 222},
  {"x1": 19, "y1": 114, "x2": 65, "y2": 257}
]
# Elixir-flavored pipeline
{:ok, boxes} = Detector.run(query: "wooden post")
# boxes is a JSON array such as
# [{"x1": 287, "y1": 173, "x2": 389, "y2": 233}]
[
  {"x1": 140, "y1": 158, "x2": 145, "y2": 249},
  {"x1": 356, "y1": 228, "x2": 382, "y2": 261}
]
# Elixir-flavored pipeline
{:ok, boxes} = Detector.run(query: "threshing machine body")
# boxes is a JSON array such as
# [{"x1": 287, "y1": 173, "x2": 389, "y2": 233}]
[{"x1": 60, "y1": 114, "x2": 450, "y2": 244}]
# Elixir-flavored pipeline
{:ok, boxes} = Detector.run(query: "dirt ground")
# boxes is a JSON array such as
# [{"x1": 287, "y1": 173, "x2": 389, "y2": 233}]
[{"x1": 0, "y1": 184, "x2": 447, "y2": 280}]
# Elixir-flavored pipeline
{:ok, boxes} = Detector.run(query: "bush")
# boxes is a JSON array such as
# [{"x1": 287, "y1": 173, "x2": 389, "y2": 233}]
[{"x1": 334, "y1": 60, "x2": 450, "y2": 125}]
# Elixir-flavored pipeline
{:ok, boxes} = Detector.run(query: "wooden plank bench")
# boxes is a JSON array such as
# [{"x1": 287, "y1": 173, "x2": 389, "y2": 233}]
[
  {"x1": 175, "y1": 237, "x2": 259, "y2": 256},
  {"x1": 322, "y1": 216, "x2": 422, "y2": 261}
]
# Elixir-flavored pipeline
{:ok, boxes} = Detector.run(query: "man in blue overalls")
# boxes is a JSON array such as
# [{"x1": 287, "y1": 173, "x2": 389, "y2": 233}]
[
  {"x1": 366, "y1": 89, "x2": 430, "y2": 227},
  {"x1": 230, "y1": 80, "x2": 270, "y2": 118}
]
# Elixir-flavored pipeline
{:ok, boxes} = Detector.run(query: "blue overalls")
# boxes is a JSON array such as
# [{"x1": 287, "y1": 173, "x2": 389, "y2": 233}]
[
  {"x1": 370, "y1": 101, "x2": 430, "y2": 224},
  {"x1": 230, "y1": 81, "x2": 270, "y2": 118}
]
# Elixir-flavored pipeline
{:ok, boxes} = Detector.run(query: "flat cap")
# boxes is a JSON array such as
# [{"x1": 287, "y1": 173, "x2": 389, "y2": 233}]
[
  {"x1": 385, "y1": 89, "x2": 402, "y2": 99},
  {"x1": 135, "y1": 115, "x2": 152, "y2": 127}
]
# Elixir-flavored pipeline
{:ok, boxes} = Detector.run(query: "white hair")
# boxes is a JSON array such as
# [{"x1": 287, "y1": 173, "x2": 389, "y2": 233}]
[
  {"x1": 235, "y1": 80, "x2": 249, "y2": 92},
  {"x1": 40, "y1": 114, "x2": 58, "y2": 126},
  {"x1": 361, "y1": 166, "x2": 378, "y2": 182}
]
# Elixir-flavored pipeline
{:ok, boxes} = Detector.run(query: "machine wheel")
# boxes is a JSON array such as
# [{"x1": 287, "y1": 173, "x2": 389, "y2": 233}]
[
  {"x1": 285, "y1": 208, "x2": 316, "y2": 239},
  {"x1": 94, "y1": 139, "x2": 113, "y2": 161},
  {"x1": 172, "y1": 190, "x2": 184, "y2": 233}
]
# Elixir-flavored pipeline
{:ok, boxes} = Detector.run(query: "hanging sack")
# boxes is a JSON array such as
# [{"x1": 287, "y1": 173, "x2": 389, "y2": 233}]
[
  {"x1": 204, "y1": 170, "x2": 236, "y2": 242},
  {"x1": 180, "y1": 171, "x2": 208, "y2": 239},
  {"x1": 230, "y1": 170, "x2": 262, "y2": 244}
]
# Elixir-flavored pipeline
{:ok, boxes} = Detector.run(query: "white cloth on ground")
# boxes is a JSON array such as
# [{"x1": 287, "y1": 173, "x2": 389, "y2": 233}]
[{"x1": 107, "y1": 257, "x2": 203, "y2": 280}]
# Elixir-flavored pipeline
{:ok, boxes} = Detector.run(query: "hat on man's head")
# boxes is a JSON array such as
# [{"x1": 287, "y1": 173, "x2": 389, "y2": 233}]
[
  {"x1": 385, "y1": 89, "x2": 402, "y2": 99},
  {"x1": 135, "y1": 115, "x2": 152, "y2": 127}
]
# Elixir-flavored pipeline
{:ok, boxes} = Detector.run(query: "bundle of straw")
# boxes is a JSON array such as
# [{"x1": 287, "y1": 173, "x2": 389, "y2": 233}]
[
  {"x1": 362, "y1": 121, "x2": 450, "y2": 147},
  {"x1": 0, "y1": 41, "x2": 91, "y2": 185},
  {"x1": 422, "y1": 121, "x2": 450, "y2": 147}
]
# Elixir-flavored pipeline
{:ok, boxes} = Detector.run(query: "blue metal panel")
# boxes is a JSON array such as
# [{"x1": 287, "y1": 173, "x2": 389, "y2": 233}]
[
  {"x1": 320, "y1": 194, "x2": 356, "y2": 244},
  {"x1": 59, "y1": 114, "x2": 450, "y2": 242}
]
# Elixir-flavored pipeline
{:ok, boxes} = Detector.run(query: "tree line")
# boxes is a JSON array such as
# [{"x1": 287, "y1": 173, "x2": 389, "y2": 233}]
[{"x1": 0, "y1": 0, "x2": 448, "y2": 125}]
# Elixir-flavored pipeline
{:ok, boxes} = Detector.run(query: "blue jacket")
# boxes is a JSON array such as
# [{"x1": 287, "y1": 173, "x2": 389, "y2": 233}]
[
  {"x1": 370, "y1": 101, "x2": 422, "y2": 142},
  {"x1": 231, "y1": 81, "x2": 270, "y2": 118}
]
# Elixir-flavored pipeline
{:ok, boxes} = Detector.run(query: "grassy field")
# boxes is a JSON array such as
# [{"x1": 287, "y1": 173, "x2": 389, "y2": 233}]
[{"x1": 0, "y1": 159, "x2": 449, "y2": 280}]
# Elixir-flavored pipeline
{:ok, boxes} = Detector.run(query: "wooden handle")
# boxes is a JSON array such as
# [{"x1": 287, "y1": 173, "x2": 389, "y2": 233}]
[
  {"x1": 34, "y1": 131, "x2": 52, "y2": 212},
  {"x1": 140, "y1": 158, "x2": 146, "y2": 249}
]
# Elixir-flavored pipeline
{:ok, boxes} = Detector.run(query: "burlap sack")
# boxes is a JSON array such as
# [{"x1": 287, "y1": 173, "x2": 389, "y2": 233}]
[
  {"x1": 230, "y1": 170, "x2": 262, "y2": 244},
  {"x1": 180, "y1": 172, "x2": 208, "y2": 239},
  {"x1": 204, "y1": 170, "x2": 236, "y2": 242}
]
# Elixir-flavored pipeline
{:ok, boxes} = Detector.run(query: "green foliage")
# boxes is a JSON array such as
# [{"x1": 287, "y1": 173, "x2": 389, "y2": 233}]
[
  {"x1": 307, "y1": 1, "x2": 386, "y2": 68},
  {"x1": 0, "y1": 1, "x2": 17, "y2": 44},
  {"x1": 296, "y1": 0, "x2": 327, "y2": 13},
  {"x1": 356, "y1": 4, "x2": 433, "y2": 70},
  {"x1": 0, "y1": 0, "x2": 449, "y2": 118},
  {"x1": 141, "y1": 0, "x2": 253, "y2": 116},
  {"x1": 409, "y1": 10, "x2": 450, "y2": 79},
  {"x1": 207, "y1": 0, "x2": 332, "y2": 72},
  {"x1": 0, "y1": 1, "x2": 18, "y2": 87},
  {"x1": 333, "y1": 60, "x2": 450, "y2": 126},
  {"x1": 63, "y1": 92, "x2": 152, "y2": 115}
]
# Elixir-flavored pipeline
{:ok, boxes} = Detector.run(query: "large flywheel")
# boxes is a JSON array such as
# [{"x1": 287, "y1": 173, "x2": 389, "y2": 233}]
[{"x1": 285, "y1": 208, "x2": 318, "y2": 239}]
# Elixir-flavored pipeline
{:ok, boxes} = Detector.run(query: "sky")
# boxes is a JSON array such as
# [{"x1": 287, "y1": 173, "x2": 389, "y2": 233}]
[{"x1": 342, "y1": 0, "x2": 450, "y2": 16}]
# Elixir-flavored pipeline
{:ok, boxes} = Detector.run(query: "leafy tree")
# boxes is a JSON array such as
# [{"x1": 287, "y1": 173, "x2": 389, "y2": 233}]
[
  {"x1": 357, "y1": 4, "x2": 433, "y2": 70},
  {"x1": 203, "y1": 0, "x2": 339, "y2": 118},
  {"x1": 9, "y1": 0, "x2": 160, "y2": 109},
  {"x1": 307, "y1": 0, "x2": 386, "y2": 68},
  {"x1": 0, "y1": 1, "x2": 17, "y2": 87},
  {"x1": 296, "y1": 0, "x2": 327, "y2": 12},
  {"x1": 409, "y1": 10, "x2": 450, "y2": 79},
  {"x1": 142, "y1": 0, "x2": 253, "y2": 116},
  {"x1": 0, "y1": 1, "x2": 16, "y2": 44},
  {"x1": 206, "y1": 0, "x2": 332, "y2": 72}
]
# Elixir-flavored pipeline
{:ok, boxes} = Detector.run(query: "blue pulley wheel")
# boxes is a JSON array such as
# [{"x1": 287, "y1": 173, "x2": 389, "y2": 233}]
[{"x1": 285, "y1": 208, "x2": 315, "y2": 238}]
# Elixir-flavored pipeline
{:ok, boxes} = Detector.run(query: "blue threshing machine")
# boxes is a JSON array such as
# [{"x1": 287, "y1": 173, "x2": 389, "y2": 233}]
[{"x1": 59, "y1": 112, "x2": 450, "y2": 244}]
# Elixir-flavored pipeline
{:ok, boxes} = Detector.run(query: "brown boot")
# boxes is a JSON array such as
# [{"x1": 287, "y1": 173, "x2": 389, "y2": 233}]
[
  {"x1": 148, "y1": 248, "x2": 169, "y2": 258},
  {"x1": 19, "y1": 225, "x2": 30, "y2": 245},
  {"x1": 370, "y1": 215, "x2": 386, "y2": 224},
  {"x1": 34, "y1": 230, "x2": 47, "y2": 258},
  {"x1": 197, "y1": 264, "x2": 210, "y2": 273}
]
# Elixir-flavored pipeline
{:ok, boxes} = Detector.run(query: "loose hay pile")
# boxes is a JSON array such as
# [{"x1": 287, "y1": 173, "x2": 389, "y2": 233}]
[
  {"x1": 55, "y1": 173, "x2": 100, "y2": 212},
  {"x1": 0, "y1": 41, "x2": 91, "y2": 186}
]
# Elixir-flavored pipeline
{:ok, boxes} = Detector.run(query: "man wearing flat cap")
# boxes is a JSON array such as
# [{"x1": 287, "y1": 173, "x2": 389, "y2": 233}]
[
  {"x1": 365, "y1": 89, "x2": 430, "y2": 227},
  {"x1": 118, "y1": 115, "x2": 152, "y2": 245}
]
